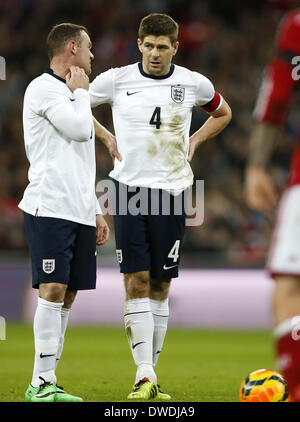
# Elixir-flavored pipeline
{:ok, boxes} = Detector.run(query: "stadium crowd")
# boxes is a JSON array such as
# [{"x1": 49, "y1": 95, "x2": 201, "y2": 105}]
[{"x1": 0, "y1": 0, "x2": 298, "y2": 266}]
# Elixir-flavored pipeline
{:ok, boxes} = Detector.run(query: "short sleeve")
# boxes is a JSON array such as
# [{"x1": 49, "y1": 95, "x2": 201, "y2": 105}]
[
  {"x1": 276, "y1": 11, "x2": 300, "y2": 56},
  {"x1": 89, "y1": 68, "x2": 115, "y2": 107},
  {"x1": 193, "y1": 71, "x2": 222, "y2": 112},
  {"x1": 193, "y1": 72, "x2": 215, "y2": 106},
  {"x1": 253, "y1": 11, "x2": 300, "y2": 125}
]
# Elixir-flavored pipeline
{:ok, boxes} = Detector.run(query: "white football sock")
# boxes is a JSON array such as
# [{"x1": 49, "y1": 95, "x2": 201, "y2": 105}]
[
  {"x1": 150, "y1": 298, "x2": 169, "y2": 368},
  {"x1": 31, "y1": 297, "x2": 63, "y2": 387},
  {"x1": 124, "y1": 298, "x2": 157, "y2": 384},
  {"x1": 136, "y1": 363, "x2": 156, "y2": 385},
  {"x1": 55, "y1": 307, "x2": 70, "y2": 369}
]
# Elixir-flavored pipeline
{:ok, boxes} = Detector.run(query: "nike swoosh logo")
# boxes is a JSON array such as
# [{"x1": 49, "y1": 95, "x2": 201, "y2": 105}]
[
  {"x1": 132, "y1": 341, "x2": 145, "y2": 349},
  {"x1": 163, "y1": 264, "x2": 178, "y2": 270},
  {"x1": 40, "y1": 353, "x2": 56, "y2": 359},
  {"x1": 36, "y1": 391, "x2": 56, "y2": 398},
  {"x1": 127, "y1": 91, "x2": 140, "y2": 96},
  {"x1": 70, "y1": 98, "x2": 75, "y2": 102}
]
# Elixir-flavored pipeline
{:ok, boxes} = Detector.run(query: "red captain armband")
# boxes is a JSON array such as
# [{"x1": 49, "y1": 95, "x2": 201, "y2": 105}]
[{"x1": 201, "y1": 91, "x2": 222, "y2": 113}]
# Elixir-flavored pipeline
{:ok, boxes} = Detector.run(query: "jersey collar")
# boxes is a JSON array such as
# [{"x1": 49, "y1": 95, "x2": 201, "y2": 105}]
[
  {"x1": 45, "y1": 68, "x2": 66, "y2": 84},
  {"x1": 138, "y1": 62, "x2": 175, "y2": 79}
]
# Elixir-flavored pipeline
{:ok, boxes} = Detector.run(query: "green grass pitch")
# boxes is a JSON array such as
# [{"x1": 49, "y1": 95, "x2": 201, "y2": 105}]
[{"x1": 0, "y1": 324, "x2": 275, "y2": 402}]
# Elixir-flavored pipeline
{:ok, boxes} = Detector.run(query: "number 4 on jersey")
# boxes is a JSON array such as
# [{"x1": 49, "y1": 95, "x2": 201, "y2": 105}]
[
  {"x1": 168, "y1": 240, "x2": 180, "y2": 263},
  {"x1": 150, "y1": 107, "x2": 161, "y2": 129}
]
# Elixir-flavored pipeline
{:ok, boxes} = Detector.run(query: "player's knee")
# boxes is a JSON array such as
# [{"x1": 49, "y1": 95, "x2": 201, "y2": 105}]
[
  {"x1": 124, "y1": 272, "x2": 150, "y2": 298},
  {"x1": 275, "y1": 276, "x2": 300, "y2": 299},
  {"x1": 274, "y1": 276, "x2": 300, "y2": 322},
  {"x1": 63, "y1": 290, "x2": 77, "y2": 309},
  {"x1": 150, "y1": 278, "x2": 171, "y2": 300},
  {"x1": 39, "y1": 282, "x2": 67, "y2": 303}
]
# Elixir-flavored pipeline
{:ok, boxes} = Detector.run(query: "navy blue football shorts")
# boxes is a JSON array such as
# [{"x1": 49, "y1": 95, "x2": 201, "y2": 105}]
[
  {"x1": 23, "y1": 212, "x2": 97, "y2": 290},
  {"x1": 112, "y1": 180, "x2": 186, "y2": 279}
]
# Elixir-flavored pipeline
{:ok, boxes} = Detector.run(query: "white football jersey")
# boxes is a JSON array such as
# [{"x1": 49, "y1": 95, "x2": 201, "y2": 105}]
[
  {"x1": 90, "y1": 62, "x2": 222, "y2": 191},
  {"x1": 19, "y1": 70, "x2": 102, "y2": 227}
]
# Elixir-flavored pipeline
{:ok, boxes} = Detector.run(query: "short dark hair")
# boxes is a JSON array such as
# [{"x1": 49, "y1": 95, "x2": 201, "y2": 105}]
[
  {"x1": 138, "y1": 13, "x2": 178, "y2": 44},
  {"x1": 47, "y1": 23, "x2": 88, "y2": 60}
]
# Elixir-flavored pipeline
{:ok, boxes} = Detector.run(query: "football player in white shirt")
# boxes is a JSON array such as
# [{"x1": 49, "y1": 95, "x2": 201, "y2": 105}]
[
  {"x1": 20, "y1": 23, "x2": 109, "y2": 402},
  {"x1": 91, "y1": 13, "x2": 232, "y2": 400}
]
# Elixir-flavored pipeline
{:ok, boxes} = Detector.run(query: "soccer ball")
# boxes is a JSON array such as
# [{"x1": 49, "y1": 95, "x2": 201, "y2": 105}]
[{"x1": 239, "y1": 369, "x2": 289, "y2": 402}]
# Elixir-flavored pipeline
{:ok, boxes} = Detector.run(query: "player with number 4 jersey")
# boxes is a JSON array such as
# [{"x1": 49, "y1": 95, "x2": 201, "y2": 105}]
[{"x1": 90, "y1": 13, "x2": 232, "y2": 400}]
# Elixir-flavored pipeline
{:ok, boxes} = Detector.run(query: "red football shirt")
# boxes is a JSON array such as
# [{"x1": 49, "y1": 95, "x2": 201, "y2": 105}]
[{"x1": 253, "y1": 8, "x2": 300, "y2": 185}]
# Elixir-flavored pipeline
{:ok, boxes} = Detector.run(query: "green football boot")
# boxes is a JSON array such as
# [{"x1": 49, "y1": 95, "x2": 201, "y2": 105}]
[
  {"x1": 30, "y1": 380, "x2": 57, "y2": 402},
  {"x1": 25, "y1": 381, "x2": 83, "y2": 402},
  {"x1": 55, "y1": 384, "x2": 83, "y2": 402},
  {"x1": 156, "y1": 384, "x2": 171, "y2": 400},
  {"x1": 127, "y1": 377, "x2": 158, "y2": 400},
  {"x1": 25, "y1": 384, "x2": 39, "y2": 402}
]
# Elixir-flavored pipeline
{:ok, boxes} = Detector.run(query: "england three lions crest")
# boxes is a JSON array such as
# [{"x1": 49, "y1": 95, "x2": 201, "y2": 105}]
[
  {"x1": 116, "y1": 249, "x2": 123, "y2": 264},
  {"x1": 42, "y1": 259, "x2": 55, "y2": 274},
  {"x1": 171, "y1": 86, "x2": 185, "y2": 103}
]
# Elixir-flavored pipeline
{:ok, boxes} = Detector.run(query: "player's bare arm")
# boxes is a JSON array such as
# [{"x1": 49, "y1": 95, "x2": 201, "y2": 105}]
[
  {"x1": 93, "y1": 117, "x2": 122, "y2": 162},
  {"x1": 188, "y1": 98, "x2": 232, "y2": 162},
  {"x1": 96, "y1": 214, "x2": 110, "y2": 245},
  {"x1": 245, "y1": 122, "x2": 282, "y2": 212}
]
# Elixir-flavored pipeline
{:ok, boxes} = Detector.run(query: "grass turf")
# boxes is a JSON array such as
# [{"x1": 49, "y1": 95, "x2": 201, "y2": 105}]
[{"x1": 0, "y1": 323, "x2": 275, "y2": 402}]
